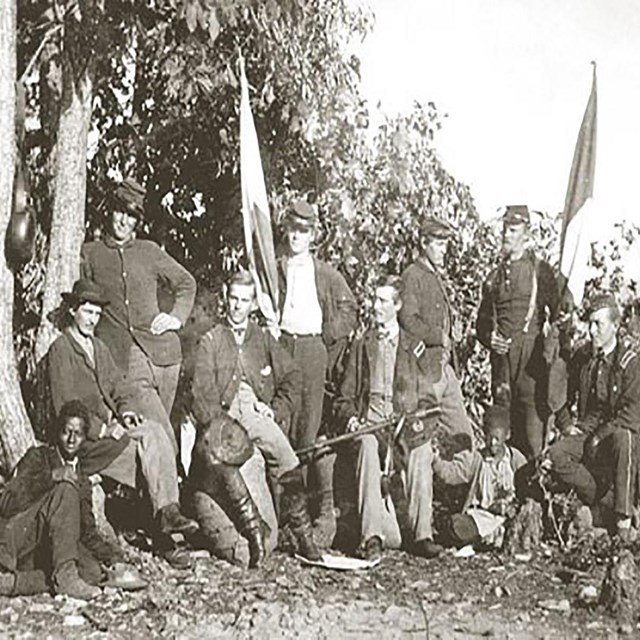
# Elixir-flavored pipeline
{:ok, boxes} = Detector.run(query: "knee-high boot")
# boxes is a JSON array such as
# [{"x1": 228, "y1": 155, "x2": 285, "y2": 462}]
[{"x1": 278, "y1": 467, "x2": 322, "y2": 561}]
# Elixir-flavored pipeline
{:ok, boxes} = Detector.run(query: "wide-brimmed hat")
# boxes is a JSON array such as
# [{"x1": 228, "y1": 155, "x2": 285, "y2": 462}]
[
  {"x1": 283, "y1": 200, "x2": 318, "y2": 229},
  {"x1": 102, "y1": 563, "x2": 148, "y2": 591},
  {"x1": 112, "y1": 177, "x2": 146, "y2": 219},
  {"x1": 503, "y1": 205, "x2": 530, "y2": 226},
  {"x1": 421, "y1": 216, "x2": 456, "y2": 240},
  {"x1": 61, "y1": 279, "x2": 110, "y2": 307}
]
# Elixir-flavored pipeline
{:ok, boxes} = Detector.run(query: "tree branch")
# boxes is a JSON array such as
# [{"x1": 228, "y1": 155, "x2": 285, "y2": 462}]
[{"x1": 20, "y1": 24, "x2": 63, "y2": 84}]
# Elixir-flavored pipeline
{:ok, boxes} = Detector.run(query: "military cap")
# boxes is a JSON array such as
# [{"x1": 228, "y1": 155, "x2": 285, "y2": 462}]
[
  {"x1": 284, "y1": 200, "x2": 318, "y2": 229},
  {"x1": 112, "y1": 177, "x2": 146, "y2": 218},
  {"x1": 586, "y1": 291, "x2": 618, "y2": 315},
  {"x1": 503, "y1": 205, "x2": 530, "y2": 226},
  {"x1": 421, "y1": 216, "x2": 456, "y2": 240},
  {"x1": 62, "y1": 278, "x2": 110, "y2": 307},
  {"x1": 483, "y1": 405, "x2": 511, "y2": 434}
]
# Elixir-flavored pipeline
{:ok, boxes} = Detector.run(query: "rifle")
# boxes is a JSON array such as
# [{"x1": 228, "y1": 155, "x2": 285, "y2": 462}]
[{"x1": 295, "y1": 406, "x2": 441, "y2": 458}]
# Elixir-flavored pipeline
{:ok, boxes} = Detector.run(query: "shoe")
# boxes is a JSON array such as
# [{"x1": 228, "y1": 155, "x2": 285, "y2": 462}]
[
  {"x1": 53, "y1": 561, "x2": 101, "y2": 600},
  {"x1": 162, "y1": 547, "x2": 193, "y2": 570},
  {"x1": 0, "y1": 573, "x2": 15, "y2": 596},
  {"x1": 412, "y1": 538, "x2": 444, "y2": 559},
  {"x1": 158, "y1": 503, "x2": 199, "y2": 536},
  {"x1": 361, "y1": 536, "x2": 383, "y2": 562}
]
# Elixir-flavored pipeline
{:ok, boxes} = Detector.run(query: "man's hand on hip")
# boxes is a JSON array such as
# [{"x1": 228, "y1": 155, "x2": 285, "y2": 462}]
[
  {"x1": 490, "y1": 330, "x2": 511, "y2": 355},
  {"x1": 150, "y1": 312, "x2": 181, "y2": 335}
]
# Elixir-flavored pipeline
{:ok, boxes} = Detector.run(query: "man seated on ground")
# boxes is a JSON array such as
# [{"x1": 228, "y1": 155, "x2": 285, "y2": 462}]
[
  {"x1": 334, "y1": 275, "x2": 446, "y2": 561},
  {"x1": 0, "y1": 401, "x2": 105, "y2": 599},
  {"x1": 433, "y1": 405, "x2": 527, "y2": 550},
  {"x1": 191, "y1": 270, "x2": 320, "y2": 561},
  {"x1": 547, "y1": 292, "x2": 640, "y2": 537},
  {"x1": 47, "y1": 279, "x2": 198, "y2": 568}
]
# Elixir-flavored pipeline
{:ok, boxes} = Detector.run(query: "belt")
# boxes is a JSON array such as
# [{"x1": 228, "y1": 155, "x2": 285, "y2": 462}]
[{"x1": 281, "y1": 331, "x2": 322, "y2": 340}]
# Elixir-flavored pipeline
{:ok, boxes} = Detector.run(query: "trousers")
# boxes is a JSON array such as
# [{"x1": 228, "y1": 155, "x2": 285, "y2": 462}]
[
  {"x1": 127, "y1": 343, "x2": 180, "y2": 453},
  {"x1": 357, "y1": 435, "x2": 435, "y2": 546}
]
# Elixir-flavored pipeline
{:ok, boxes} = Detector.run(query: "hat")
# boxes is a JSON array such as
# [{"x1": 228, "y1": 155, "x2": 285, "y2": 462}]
[
  {"x1": 421, "y1": 216, "x2": 456, "y2": 240},
  {"x1": 586, "y1": 291, "x2": 618, "y2": 315},
  {"x1": 112, "y1": 178, "x2": 146, "y2": 218},
  {"x1": 483, "y1": 405, "x2": 511, "y2": 433},
  {"x1": 61, "y1": 279, "x2": 110, "y2": 307},
  {"x1": 503, "y1": 205, "x2": 530, "y2": 226},
  {"x1": 284, "y1": 200, "x2": 318, "y2": 229},
  {"x1": 102, "y1": 563, "x2": 148, "y2": 591}
]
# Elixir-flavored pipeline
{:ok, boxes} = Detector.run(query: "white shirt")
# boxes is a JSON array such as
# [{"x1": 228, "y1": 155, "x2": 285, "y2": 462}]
[{"x1": 280, "y1": 254, "x2": 323, "y2": 335}]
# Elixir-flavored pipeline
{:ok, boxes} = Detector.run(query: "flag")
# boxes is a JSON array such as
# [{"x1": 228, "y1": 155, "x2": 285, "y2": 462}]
[
  {"x1": 559, "y1": 63, "x2": 597, "y2": 306},
  {"x1": 239, "y1": 55, "x2": 279, "y2": 329}
]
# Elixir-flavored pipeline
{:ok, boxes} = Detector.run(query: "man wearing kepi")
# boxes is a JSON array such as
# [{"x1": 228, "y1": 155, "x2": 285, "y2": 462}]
[
  {"x1": 191, "y1": 271, "x2": 321, "y2": 560},
  {"x1": 548, "y1": 293, "x2": 640, "y2": 536},
  {"x1": 476, "y1": 205, "x2": 559, "y2": 459},
  {"x1": 277, "y1": 200, "x2": 357, "y2": 544},
  {"x1": 47, "y1": 279, "x2": 197, "y2": 567},
  {"x1": 335, "y1": 275, "x2": 444, "y2": 560},
  {"x1": 395, "y1": 216, "x2": 472, "y2": 452},
  {"x1": 81, "y1": 178, "x2": 196, "y2": 451}
]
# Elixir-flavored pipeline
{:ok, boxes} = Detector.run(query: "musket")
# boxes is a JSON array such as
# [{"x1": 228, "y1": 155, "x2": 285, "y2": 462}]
[{"x1": 295, "y1": 406, "x2": 441, "y2": 458}]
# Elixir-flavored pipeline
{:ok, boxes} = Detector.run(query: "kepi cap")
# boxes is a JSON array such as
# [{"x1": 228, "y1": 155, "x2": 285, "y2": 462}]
[
  {"x1": 112, "y1": 178, "x2": 145, "y2": 218},
  {"x1": 421, "y1": 216, "x2": 456, "y2": 240},
  {"x1": 284, "y1": 200, "x2": 318, "y2": 229},
  {"x1": 503, "y1": 205, "x2": 530, "y2": 226},
  {"x1": 586, "y1": 291, "x2": 618, "y2": 315},
  {"x1": 62, "y1": 279, "x2": 110, "y2": 307}
]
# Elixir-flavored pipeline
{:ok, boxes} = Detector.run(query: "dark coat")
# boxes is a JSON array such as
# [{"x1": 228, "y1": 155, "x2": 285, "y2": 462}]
[
  {"x1": 81, "y1": 236, "x2": 196, "y2": 370},
  {"x1": 191, "y1": 320, "x2": 301, "y2": 428}
]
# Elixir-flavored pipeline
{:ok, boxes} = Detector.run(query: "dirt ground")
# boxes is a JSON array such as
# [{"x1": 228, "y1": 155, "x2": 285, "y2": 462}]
[{"x1": 0, "y1": 536, "x2": 631, "y2": 639}]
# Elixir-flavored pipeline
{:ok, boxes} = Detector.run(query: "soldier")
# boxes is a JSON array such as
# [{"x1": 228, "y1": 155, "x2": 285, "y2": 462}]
[
  {"x1": 476, "y1": 205, "x2": 559, "y2": 458},
  {"x1": 395, "y1": 216, "x2": 472, "y2": 446},
  {"x1": 548, "y1": 293, "x2": 640, "y2": 536},
  {"x1": 335, "y1": 275, "x2": 444, "y2": 560},
  {"x1": 277, "y1": 200, "x2": 358, "y2": 545},
  {"x1": 191, "y1": 271, "x2": 321, "y2": 560},
  {"x1": 81, "y1": 178, "x2": 196, "y2": 451}
]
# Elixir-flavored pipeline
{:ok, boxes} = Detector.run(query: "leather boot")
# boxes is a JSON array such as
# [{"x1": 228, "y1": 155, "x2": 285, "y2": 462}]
[
  {"x1": 202, "y1": 463, "x2": 268, "y2": 569},
  {"x1": 12, "y1": 570, "x2": 48, "y2": 596},
  {"x1": 312, "y1": 453, "x2": 337, "y2": 549},
  {"x1": 53, "y1": 561, "x2": 101, "y2": 600},
  {"x1": 279, "y1": 467, "x2": 322, "y2": 561},
  {"x1": 0, "y1": 573, "x2": 15, "y2": 596},
  {"x1": 158, "y1": 503, "x2": 199, "y2": 536}
]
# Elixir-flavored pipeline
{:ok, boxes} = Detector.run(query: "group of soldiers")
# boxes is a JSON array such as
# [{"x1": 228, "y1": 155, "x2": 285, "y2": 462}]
[{"x1": 0, "y1": 179, "x2": 638, "y2": 600}]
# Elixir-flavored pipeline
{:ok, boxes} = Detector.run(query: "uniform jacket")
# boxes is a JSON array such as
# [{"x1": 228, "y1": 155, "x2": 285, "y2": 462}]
[
  {"x1": 433, "y1": 446, "x2": 527, "y2": 512},
  {"x1": 565, "y1": 336, "x2": 640, "y2": 435},
  {"x1": 48, "y1": 329, "x2": 137, "y2": 444},
  {"x1": 191, "y1": 320, "x2": 301, "y2": 428},
  {"x1": 277, "y1": 256, "x2": 357, "y2": 371},
  {"x1": 81, "y1": 236, "x2": 197, "y2": 371},
  {"x1": 476, "y1": 250, "x2": 558, "y2": 348}
]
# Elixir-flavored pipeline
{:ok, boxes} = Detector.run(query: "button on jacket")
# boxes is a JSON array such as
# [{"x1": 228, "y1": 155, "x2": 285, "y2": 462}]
[
  {"x1": 191, "y1": 321, "x2": 301, "y2": 428},
  {"x1": 81, "y1": 236, "x2": 197, "y2": 371}
]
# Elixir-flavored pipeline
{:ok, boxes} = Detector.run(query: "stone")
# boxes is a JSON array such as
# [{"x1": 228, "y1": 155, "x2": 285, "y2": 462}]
[{"x1": 600, "y1": 549, "x2": 638, "y2": 626}]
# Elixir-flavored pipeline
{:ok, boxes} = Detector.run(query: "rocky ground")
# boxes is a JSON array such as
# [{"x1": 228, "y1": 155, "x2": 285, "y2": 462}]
[{"x1": 0, "y1": 532, "x2": 632, "y2": 639}]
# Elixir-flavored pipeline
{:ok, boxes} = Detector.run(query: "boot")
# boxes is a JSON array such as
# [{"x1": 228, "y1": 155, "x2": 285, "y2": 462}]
[
  {"x1": 0, "y1": 573, "x2": 15, "y2": 596},
  {"x1": 158, "y1": 503, "x2": 199, "y2": 536},
  {"x1": 279, "y1": 467, "x2": 322, "y2": 561},
  {"x1": 202, "y1": 464, "x2": 268, "y2": 569},
  {"x1": 12, "y1": 570, "x2": 48, "y2": 596},
  {"x1": 312, "y1": 453, "x2": 337, "y2": 549},
  {"x1": 53, "y1": 561, "x2": 101, "y2": 600}
]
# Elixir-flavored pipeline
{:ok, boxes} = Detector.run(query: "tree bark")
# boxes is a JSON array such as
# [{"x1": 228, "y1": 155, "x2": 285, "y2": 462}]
[
  {"x1": 0, "y1": 0, "x2": 36, "y2": 472},
  {"x1": 34, "y1": 63, "x2": 93, "y2": 363}
]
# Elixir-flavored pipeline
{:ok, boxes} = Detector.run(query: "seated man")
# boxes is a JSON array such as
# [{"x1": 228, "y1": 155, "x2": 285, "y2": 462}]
[
  {"x1": 0, "y1": 401, "x2": 103, "y2": 599},
  {"x1": 191, "y1": 270, "x2": 320, "y2": 560},
  {"x1": 548, "y1": 292, "x2": 640, "y2": 535},
  {"x1": 433, "y1": 406, "x2": 527, "y2": 550},
  {"x1": 334, "y1": 275, "x2": 445, "y2": 560},
  {"x1": 47, "y1": 279, "x2": 198, "y2": 566}
]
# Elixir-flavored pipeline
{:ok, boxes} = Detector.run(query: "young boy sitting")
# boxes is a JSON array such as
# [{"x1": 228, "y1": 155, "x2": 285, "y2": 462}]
[{"x1": 433, "y1": 405, "x2": 527, "y2": 550}]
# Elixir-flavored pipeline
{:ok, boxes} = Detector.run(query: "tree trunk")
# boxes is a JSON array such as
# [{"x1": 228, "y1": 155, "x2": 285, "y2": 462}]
[
  {"x1": 0, "y1": 0, "x2": 36, "y2": 472},
  {"x1": 34, "y1": 63, "x2": 92, "y2": 364}
]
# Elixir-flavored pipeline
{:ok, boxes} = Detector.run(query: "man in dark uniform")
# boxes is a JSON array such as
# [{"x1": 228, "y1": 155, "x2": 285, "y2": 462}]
[
  {"x1": 548, "y1": 293, "x2": 640, "y2": 535},
  {"x1": 395, "y1": 216, "x2": 472, "y2": 445},
  {"x1": 81, "y1": 178, "x2": 197, "y2": 452},
  {"x1": 277, "y1": 200, "x2": 358, "y2": 546},
  {"x1": 476, "y1": 205, "x2": 559, "y2": 458}
]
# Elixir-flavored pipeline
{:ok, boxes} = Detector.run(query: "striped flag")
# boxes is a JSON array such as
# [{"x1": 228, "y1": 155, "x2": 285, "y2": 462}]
[
  {"x1": 559, "y1": 63, "x2": 597, "y2": 306},
  {"x1": 239, "y1": 55, "x2": 279, "y2": 329}
]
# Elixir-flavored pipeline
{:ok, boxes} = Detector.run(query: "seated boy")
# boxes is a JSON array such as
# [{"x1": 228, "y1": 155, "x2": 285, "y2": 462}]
[{"x1": 433, "y1": 406, "x2": 527, "y2": 549}]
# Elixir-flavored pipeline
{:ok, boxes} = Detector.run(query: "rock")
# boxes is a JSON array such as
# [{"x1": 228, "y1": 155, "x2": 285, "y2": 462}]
[
  {"x1": 578, "y1": 584, "x2": 599, "y2": 605},
  {"x1": 538, "y1": 599, "x2": 571, "y2": 613},
  {"x1": 28, "y1": 603, "x2": 55, "y2": 614},
  {"x1": 600, "y1": 549, "x2": 638, "y2": 626},
  {"x1": 505, "y1": 499, "x2": 543, "y2": 556},
  {"x1": 63, "y1": 614, "x2": 86, "y2": 627}
]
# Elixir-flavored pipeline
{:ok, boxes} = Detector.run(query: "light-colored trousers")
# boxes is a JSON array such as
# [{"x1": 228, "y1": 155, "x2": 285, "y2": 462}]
[{"x1": 357, "y1": 434, "x2": 434, "y2": 547}]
